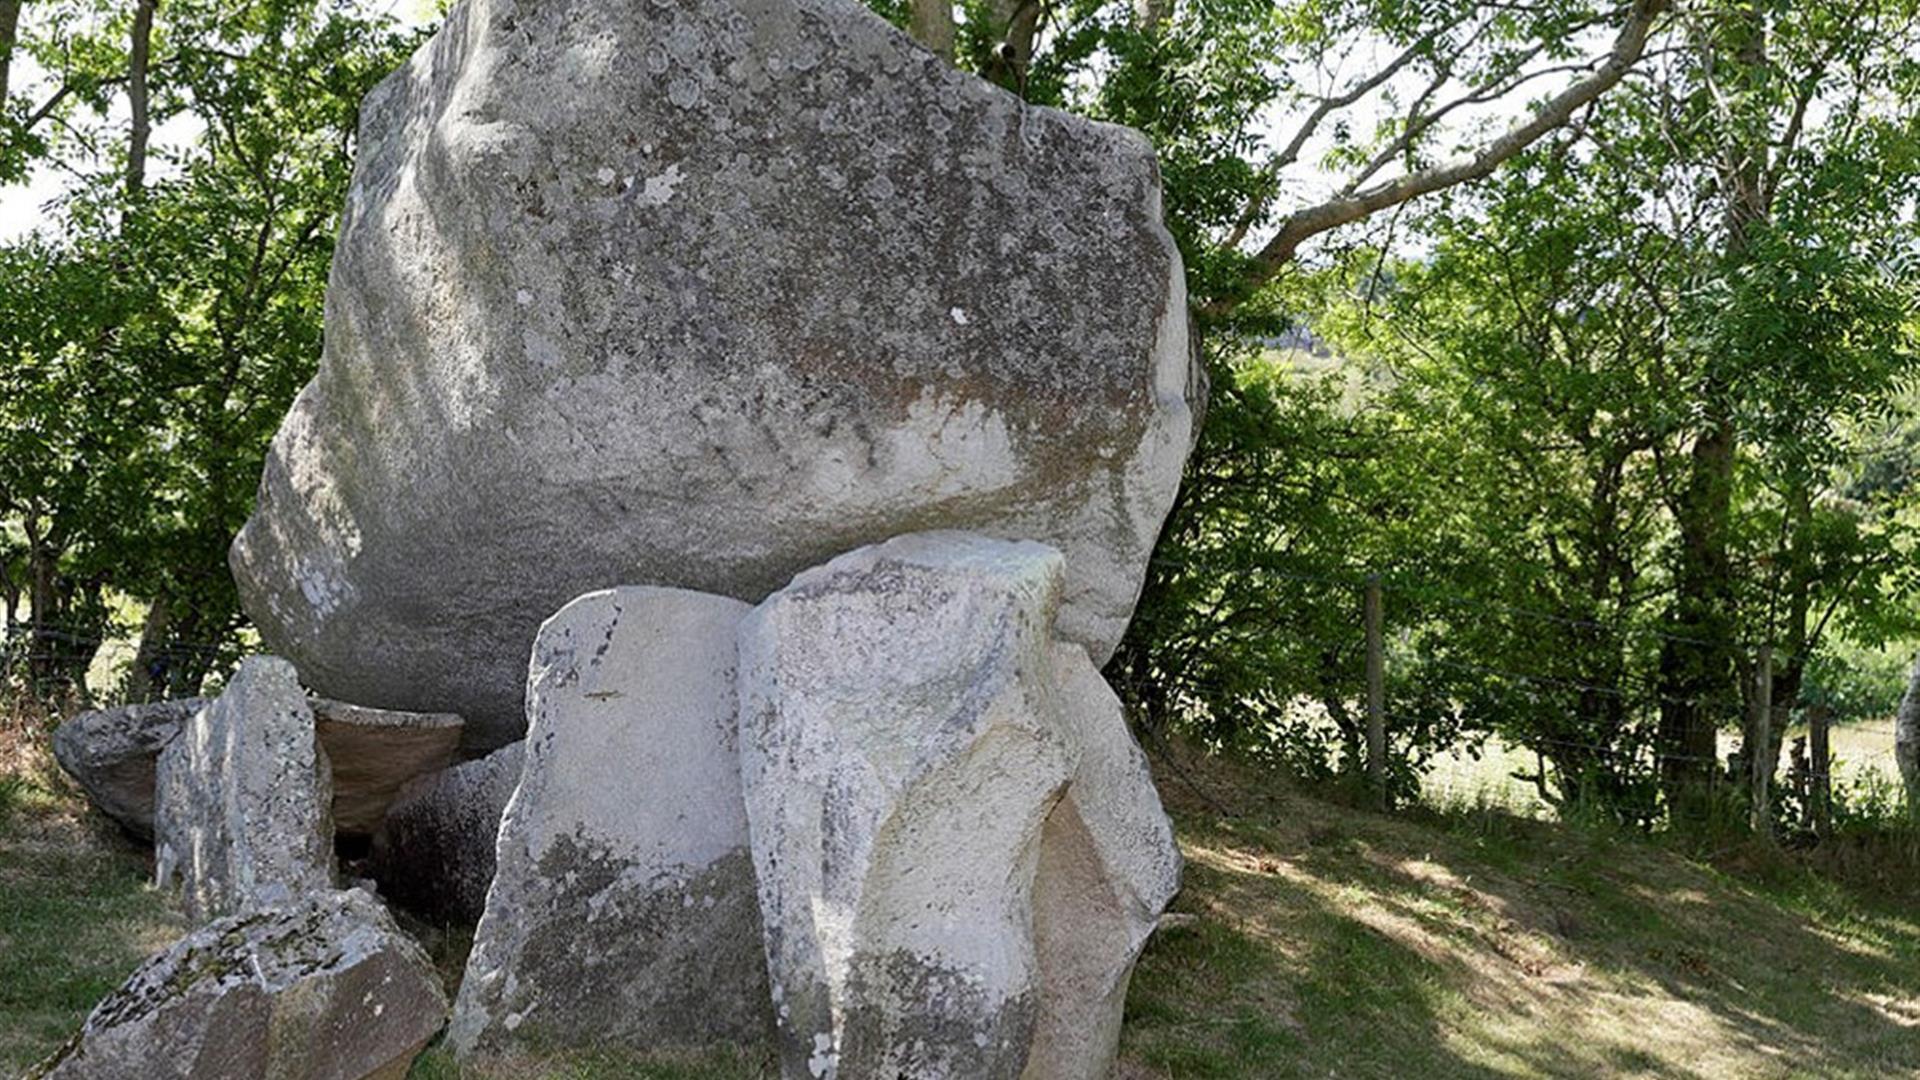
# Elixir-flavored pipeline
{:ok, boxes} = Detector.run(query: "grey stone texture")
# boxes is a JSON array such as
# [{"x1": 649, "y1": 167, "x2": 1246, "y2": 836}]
[
  {"x1": 371, "y1": 740, "x2": 525, "y2": 924},
  {"x1": 50, "y1": 697, "x2": 207, "y2": 838},
  {"x1": 153, "y1": 656, "x2": 335, "y2": 922},
  {"x1": 448, "y1": 587, "x2": 773, "y2": 1060},
  {"x1": 1024, "y1": 643, "x2": 1182, "y2": 1080},
  {"x1": 229, "y1": 0, "x2": 1195, "y2": 750},
  {"x1": 312, "y1": 698, "x2": 463, "y2": 834},
  {"x1": 31, "y1": 889, "x2": 447, "y2": 1080},
  {"x1": 739, "y1": 533, "x2": 1081, "y2": 1079}
]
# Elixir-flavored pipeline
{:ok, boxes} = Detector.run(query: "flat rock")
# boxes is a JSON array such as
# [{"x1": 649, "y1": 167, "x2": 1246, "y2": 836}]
[
  {"x1": 50, "y1": 697, "x2": 207, "y2": 839},
  {"x1": 371, "y1": 741, "x2": 525, "y2": 924},
  {"x1": 31, "y1": 888, "x2": 447, "y2": 1080},
  {"x1": 229, "y1": 0, "x2": 1195, "y2": 749},
  {"x1": 154, "y1": 656, "x2": 335, "y2": 921},
  {"x1": 448, "y1": 587, "x2": 773, "y2": 1059},
  {"x1": 313, "y1": 699, "x2": 463, "y2": 835},
  {"x1": 739, "y1": 532, "x2": 1078, "y2": 1079}
]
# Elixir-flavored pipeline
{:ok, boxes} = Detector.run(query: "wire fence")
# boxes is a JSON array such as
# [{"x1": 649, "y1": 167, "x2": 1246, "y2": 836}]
[
  {"x1": 1137, "y1": 554, "x2": 1910, "y2": 823},
  {"x1": 4, "y1": 558, "x2": 1908, "y2": 826}
]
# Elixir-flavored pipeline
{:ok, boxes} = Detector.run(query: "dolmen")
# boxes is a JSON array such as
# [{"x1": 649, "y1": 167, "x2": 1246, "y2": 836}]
[{"x1": 47, "y1": 0, "x2": 1201, "y2": 1070}]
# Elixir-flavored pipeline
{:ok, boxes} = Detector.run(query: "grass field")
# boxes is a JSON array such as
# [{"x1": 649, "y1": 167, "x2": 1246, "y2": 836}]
[
  {"x1": 4, "y1": 717, "x2": 1916, "y2": 1079},
  {"x1": 1422, "y1": 722, "x2": 1904, "y2": 818}
]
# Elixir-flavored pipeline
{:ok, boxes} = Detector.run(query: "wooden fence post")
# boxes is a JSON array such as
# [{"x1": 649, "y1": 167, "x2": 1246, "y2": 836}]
[
  {"x1": 1749, "y1": 643, "x2": 1773, "y2": 835},
  {"x1": 1365, "y1": 575, "x2": 1387, "y2": 811},
  {"x1": 1808, "y1": 703, "x2": 1832, "y2": 841}
]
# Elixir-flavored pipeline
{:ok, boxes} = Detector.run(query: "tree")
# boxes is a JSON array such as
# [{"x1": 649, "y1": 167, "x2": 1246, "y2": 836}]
[{"x1": 0, "y1": 0, "x2": 422, "y2": 698}]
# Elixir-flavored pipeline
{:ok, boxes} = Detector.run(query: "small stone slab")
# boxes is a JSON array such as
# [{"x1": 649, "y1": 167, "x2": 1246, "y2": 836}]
[
  {"x1": 313, "y1": 699, "x2": 463, "y2": 835},
  {"x1": 154, "y1": 656, "x2": 335, "y2": 921},
  {"x1": 371, "y1": 741, "x2": 525, "y2": 924},
  {"x1": 31, "y1": 889, "x2": 448, "y2": 1080},
  {"x1": 50, "y1": 697, "x2": 207, "y2": 839},
  {"x1": 448, "y1": 587, "x2": 773, "y2": 1059}
]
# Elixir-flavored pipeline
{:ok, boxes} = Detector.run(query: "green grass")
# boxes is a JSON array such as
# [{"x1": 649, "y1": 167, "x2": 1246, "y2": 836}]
[
  {"x1": 5, "y1": 713, "x2": 1917, "y2": 1079},
  {"x1": 0, "y1": 719, "x2": 185, "y2": 1075},
  {"x1": 1124, "y1": 756, "x2": 1920, "y2": 1078}
]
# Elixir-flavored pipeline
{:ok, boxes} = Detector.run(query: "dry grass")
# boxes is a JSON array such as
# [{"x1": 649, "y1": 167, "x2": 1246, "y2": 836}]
[
  {"x1": 0, "y1": 702, "x2": 185, "y2": 1076},
  {"x1": 1123, "y1": 750, "x2": 1920, "y2": 1078},
  {"x1": 5, "y1": 703, "x2": 1916, "y2": 1080}
]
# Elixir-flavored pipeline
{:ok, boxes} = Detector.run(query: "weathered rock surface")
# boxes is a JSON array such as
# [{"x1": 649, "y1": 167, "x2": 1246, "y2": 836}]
[
  {"x1": 50, "y1": 697, "x2": 207, "y2": 838},
  {"x1": 1025, "y1": 644, "x2": 1181, "y2": 1080},
  {"x1": 154, "y1": 656, "x2": 335, "y2": 921},
  {"x1": 449, "y1": 587, "x2": 773, "y2": 1059},
  {"x1": 371, "y1": 741, "x2": 524, "y2": 924},
  {"x1": 313, "y1": 699, "x2": 463, "y2": 834},
  {"x1": 739, "y1": 533, "x2": 1081, "y2": 1079},
  {"x1": 229, "y1": 0, "x2": 1196, "y2": 749},
  {"x1": 32, "y1": 888, "x2": 447, "y2": 1080}
]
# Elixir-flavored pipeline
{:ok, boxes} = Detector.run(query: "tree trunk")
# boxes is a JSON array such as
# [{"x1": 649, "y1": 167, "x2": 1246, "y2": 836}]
[
  {"x1": 0, "y1": 0, "x2": 23, "y2": 112},
  {"x1": 1656, "y1": 4, "x2": 1771, "y2": 823},
  {"x1": 126, "y1": 594, "x2": 172, "y2": 703},
  {"x1": 908, "y1": 0, "x2": 955, "y2": 62},
  {"x1": 1898, "y1": 656, "x2": 1920, "y2": 818},
  {"x1": 1657, "y1": 419, "x2": 1736, "y2": 818},
  {"x1": 126, "y1": 0, "x2": 158, "y2": 196},
  {"x1": 983, "y1": 0, "x2": 1041, "y2": 93}
]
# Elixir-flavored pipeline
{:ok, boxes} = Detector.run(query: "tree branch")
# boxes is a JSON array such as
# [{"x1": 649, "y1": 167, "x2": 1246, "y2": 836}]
[{"x1": 1230, "y1": 0, "x2": 1670, "y2": 306}]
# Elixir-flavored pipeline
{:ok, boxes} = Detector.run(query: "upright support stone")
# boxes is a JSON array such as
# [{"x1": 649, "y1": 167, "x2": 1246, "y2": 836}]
[
  {"x1": 449, "y1": 588, "x2": 772, "y2": 1060},
  {"x1": 153, "y1": 656, "x2": 334, "y2": 921},
  {"x1": 739, "y1": 533, "x2": 1078, "y2": 1079},
  {"x1": 1024, "y1": 644, "x2": 1181, "y2": 1080}
]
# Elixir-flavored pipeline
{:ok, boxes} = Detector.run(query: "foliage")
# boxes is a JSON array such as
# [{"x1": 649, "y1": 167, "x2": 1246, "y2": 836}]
[{"x1": 0, "y1": 0, "x2": 424, "y2": 698}]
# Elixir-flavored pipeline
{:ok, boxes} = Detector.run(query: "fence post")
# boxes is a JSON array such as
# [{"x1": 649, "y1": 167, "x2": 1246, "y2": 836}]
[
  {"x1": 1749, "y1": 643, "x2": 1773, "y2": 835},
  {"x1": 1808, "y1": 703, "x2": 1832, "y2": 841},
  {"x1": 1365, "y1": 574, "x2": 1387, "y2": 812}
]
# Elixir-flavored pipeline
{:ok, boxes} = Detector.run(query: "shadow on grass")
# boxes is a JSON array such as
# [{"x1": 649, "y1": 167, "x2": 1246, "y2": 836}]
[{"x1": 1122, "y1": 784, "x2": 1920, "y2": 1080}]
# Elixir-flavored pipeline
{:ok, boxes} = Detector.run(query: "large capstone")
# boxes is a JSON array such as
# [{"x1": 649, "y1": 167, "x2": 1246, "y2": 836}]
[
  {"x1": 31, "y1": 889, "x2": 447, "y2": 1080},
  {"x1": 448, "y1": 588, "x2": 773, "y2": 1059},
  {"x1": 229, "y1": 0, "x2": 1195, "y2": 749},
  {"x1": 739, "y1": 532, "x2": 1081, "y2": 1079},
  {"x1": 371, "y1": 740, "x2": 525, "y2": 924},
  {"x1": 51, "y1": 697, "x2": 207, "y2": 839},
  {"x1": 154, "y1": 656, "x2": 335, "y2": 921}
]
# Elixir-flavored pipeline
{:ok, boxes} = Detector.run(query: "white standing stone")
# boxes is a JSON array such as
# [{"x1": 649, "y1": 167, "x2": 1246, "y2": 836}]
[
  {"x1": 448, "y1": 587, "x2": 772, "y2": 1060},
  {"x1": 32, "y1": 889, "x2": 447, "y2": 1080},
  {"x1": 153, "y1": 656, "x2": 334, "y2": 922},
  {"x1": 1896, "y1": 655, "x2": 1919, "y2": 815},
  {"x1": 738, "y1": 533, "x2": 1079, "y2": 1079}
]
